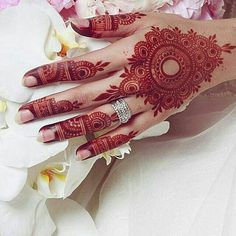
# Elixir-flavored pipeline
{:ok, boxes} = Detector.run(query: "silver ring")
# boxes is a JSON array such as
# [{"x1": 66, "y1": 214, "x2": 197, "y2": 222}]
[{"x1": 111, "y1": 99, "x2": 132, "y2": 124}]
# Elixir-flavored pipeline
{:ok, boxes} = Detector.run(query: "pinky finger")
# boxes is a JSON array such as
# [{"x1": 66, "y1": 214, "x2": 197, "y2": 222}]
[
  {"x1": 76, "y1": 110, "x2": 168, "y2": 161},
  {"x1": 76, "y1": 127, "x2": 138, "y2": 161}
]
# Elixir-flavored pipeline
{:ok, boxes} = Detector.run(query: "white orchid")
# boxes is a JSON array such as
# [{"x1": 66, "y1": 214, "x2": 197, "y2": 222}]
[
  {"x1": 0, "y1": 186, "x2": 98, "y2": 236},
  {"x1": 29, "y1": 137, "x2": 99, "y2": 199},
  {"x1": 0, "y1": 99, "x2": 28, "y2": 202},
  {"x1": 0, "y1": 1, "x2": 68, "y2": 201},
  {"x1": 0, "y1": 0, "x2": 170, "y2": 196},
  {"x1": 0, "y1": 0, "x2": 107, "y2": 201},
  {"x1": 0, "y1": 1, "x2": 100, "y2": 234},
  {"x1": 0, "y1": 0, "x2": 170, "y2": 234}
]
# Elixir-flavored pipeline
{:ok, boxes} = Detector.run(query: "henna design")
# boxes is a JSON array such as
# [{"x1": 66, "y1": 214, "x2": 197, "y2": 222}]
[
  {"x1": 25, "y1": 60, "x2": 110, "y2": 86},
  {"x1": 40, "y1": 111, "x2": 119, "y2": 141},
  {"x1": 77, "y1": 131, "x2": 138, "y2": 159},
  {"x1": 72, "y1": 12, "x2": 146, "y2": 37},
  {"x1": 94, "y1": 27, "x2": 236, "y2": 116},
  {"x1": 19, "y1": 98, "x2": 82, "y2": 119}
]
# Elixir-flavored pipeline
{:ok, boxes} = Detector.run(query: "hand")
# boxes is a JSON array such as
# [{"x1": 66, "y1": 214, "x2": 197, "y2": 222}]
[{"x1": 16, "y1": 12, "x2": 236, "y2": 160}]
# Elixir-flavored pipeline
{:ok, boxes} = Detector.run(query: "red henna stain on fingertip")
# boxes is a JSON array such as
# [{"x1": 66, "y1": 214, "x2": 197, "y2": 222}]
[
  {"x1": 19, "y1": 98, "x2": 82, "y2": 120},
  {"x1": 27, "y1": 60, "x2": 110, "y2": 85},
  {"x1": 37, "y1": 129, "x2": 56, "y2": 143},
  {"x1": 70, "y1": 18, "x2": 90, "y2": 28},
  {"x1": 76, "y1": 131, "x2": 138, "y2": 158},
  {"x1": 71, "y1": 12, "x2": 146, "y2": 37},
  {"x1": 71, "y1": 21, "x2": 97, "y2": 38},
  {"x1": 43, "y1": 111, "x2": 115, "y2": 141},
  {"x1": 76, "y1": 149, "x2": 92, "y2": 161}
]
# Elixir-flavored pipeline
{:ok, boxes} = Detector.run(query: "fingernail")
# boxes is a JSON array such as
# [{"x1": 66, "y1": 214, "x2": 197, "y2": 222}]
[
  {"x1": 37, "y1": 129, "x2": 56, "y2": 143},
  {"x1": 23, "y1": 76, "x2": 38, "y2": 87},
  {"x1": 15, "y1": 110, "x2": 34, "y2": 124},
  {"x1": 70, "y1": 18, "x2": 90, "y2": 29},
  {"x1": 76, "y1": 149, "x2": 92, "y2": 161}
]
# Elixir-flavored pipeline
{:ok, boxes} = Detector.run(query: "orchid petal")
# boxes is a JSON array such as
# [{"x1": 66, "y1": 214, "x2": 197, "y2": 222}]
[
  {"x1": 0, "y1": 165, "x2": 27, "y2": 201},
  {"x1": 0, "y1": 4, "x2": 52, "y2": 103},
  {"x1": 36, "y1": 162, "x2": 67, "y2": 198},
  {"x1": 32, "y1": 199, "x2": 56, "y2": 236},
  {"x1": 19, "y1": 0, "x2": 66, "y2": 32},
  {"x1": 0, "y1": 186, "x2": 55, "y2": 236},
  {"x1": 99, "y1": 143, "x2": 131, "y2": 165},
  {"x1": 29, "y1": 137, "x2": 98, "y2": 199},
  {"x1": 64, "y1": 138, "x2": 99, "y2": 198},
  {"x1": 0, "y1": 128, "x2": 68, "y2": 168},
  {"x1": 0, "y1": 113, "x2": 6, "y2": 129},
  {"x1": 0, "y1": 100, "x2": 7, "y2": 128},
  {"x1": 47, "y1": 198, "x2": 98, "y2": 236}
]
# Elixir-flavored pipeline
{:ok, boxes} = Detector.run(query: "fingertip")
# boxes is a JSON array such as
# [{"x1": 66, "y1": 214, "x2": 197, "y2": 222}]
[
  {"x1": 76, "y1": 149, "x2": 92, "y2": 161},
  {"x1": 15, "y1": 110, "x2": 34, "y2": 124},
  {"x1": 37, "y1": 131, "x2": 44, "y2": 142},
  {"x1": 70, "y1": 18, "x2": 90, "y2": 31},
  {"x1": 15, "y1": 112, "x2": 23, "y2": 124},
  {"x1": 22, "y1": 76, "x2": 38, "y2": 87},
  {"x1": 37, "y1": 128, "x2": 56, "y2": 143}
]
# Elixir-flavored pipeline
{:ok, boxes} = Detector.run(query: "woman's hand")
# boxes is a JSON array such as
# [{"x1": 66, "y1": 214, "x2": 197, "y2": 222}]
[{"x1": 16, "y1": 12, "x2": 236, "y2": 160}]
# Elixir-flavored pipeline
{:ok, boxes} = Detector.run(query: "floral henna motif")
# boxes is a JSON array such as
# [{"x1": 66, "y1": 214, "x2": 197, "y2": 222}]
[
  {"x1": 72, "y1": 12, "x2": 146, "y2": 37},
  {"x1": 40, "y1": 111, "x2": 119, "y2": 142},
  {"x1": 19, "y1": 98, "x2": 82, "y2": 119},
  {"x1": 94, "y1": 27, "x2": 236, "y2": 116},
  {"x1": 25, "y1": 60, "x2": 110, "y2": 86},
  {"x1": 77, "y1": 131, "x2": 138, "y2": 159}
]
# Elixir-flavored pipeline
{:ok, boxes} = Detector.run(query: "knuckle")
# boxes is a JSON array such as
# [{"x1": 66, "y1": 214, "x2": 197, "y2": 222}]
[
  {"x1": 77, "y1": 89, "x2": 92, "y2": 105},
  {"x1": 126, "y1": 119, "x2": 140, "y2": 131},
  {"x1": 136, "y1": 102, "x2": 144, "y2": 113}
]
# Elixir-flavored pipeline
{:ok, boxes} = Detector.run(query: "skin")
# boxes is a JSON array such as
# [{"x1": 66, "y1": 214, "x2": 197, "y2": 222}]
[{"x1": 16, "y1": 12, "x2": 236, "y2": 160}]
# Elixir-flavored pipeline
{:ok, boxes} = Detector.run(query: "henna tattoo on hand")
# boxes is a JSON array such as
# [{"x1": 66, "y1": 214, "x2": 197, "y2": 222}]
[
  {"x1": 25, "y1": 60, "x2": 110, "y2": 86},
  {"x1": 40, "y1": 111, "x2": 119, "y2": 142},
  {"x1": 72, "y1": 12, "x2": 146, "y2": 37},
  {"x1": 94, "y1": 27, "x2": 236, "y2": 116},
  {"x1": 19, "y1": 98, "x2": 82, "y2": 120},
  {"x1": 77, "y1": 131, "x2": 138, "y2": 160}
]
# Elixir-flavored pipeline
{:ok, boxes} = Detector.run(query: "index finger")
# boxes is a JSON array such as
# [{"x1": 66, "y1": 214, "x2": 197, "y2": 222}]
[{"x1": 22, "y1": 43, "x2": 126, "y2": 87}]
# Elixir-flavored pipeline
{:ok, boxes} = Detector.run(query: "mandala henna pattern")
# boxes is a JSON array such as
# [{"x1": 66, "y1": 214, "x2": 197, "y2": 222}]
[
  {"x1": 72, "y1": 12, "x2": 146, "y2": 37},
  {"x1": 25, "y1": 60, "x2": 110, "y2": 86},
  {"x1": 19, "y1": 98, "x2": 82, "y2": 119},
  {"x1": 94, "y1": 27, "x2": 236, "y2": 116},
  {"x1": 77, "y1": 131, "x2": 138, "y2": 159},
  {"x1": 40, "y1": 111, "x2": 119, "y2": 141}
]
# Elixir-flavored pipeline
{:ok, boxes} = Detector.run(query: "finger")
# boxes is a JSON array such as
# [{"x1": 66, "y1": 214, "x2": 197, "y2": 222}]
[
  {"x1": 22, "y1": 26, "x2": 149, "y2": 88},
  {"x1": 71, "y1": 12, "x2": 147, "y2": 38},
  {"x1": 18, "y1": 60, "x2": 151, "y2": 124},
  {"x1": 37, "y1": 95, "x2": 152, "y2": 143},
  {"x1": 15, "y1": 89, "x2": 83, "y2": 124},
  {"x1": 76, "y1": 110, "x2": 168, "y2": 160},
  {"x1": 22, "y1": 37, "x2": 131, "y2": 88},
  {"x1": 23, "y1": 57, "x2": 111, "y2": 87},
  {"x1": 17, "y1": 72, "x2": 123, "y2": 123}
]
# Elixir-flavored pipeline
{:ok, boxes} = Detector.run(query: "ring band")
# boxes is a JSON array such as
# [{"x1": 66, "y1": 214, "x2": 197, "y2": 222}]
[{"x1": 111, "y1": 99, "x2": 132, "y2": 124}]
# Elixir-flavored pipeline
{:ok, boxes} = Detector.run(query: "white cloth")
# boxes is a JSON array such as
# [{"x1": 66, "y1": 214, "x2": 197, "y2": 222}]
[{"x1": 71, "y1": 81, "x2": 236, "y2": 236}]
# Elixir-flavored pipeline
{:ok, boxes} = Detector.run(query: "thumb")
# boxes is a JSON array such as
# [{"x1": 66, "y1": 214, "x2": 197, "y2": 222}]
[{"x1": 71, "y1": 12, "x2": 147, "y2": 38}]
